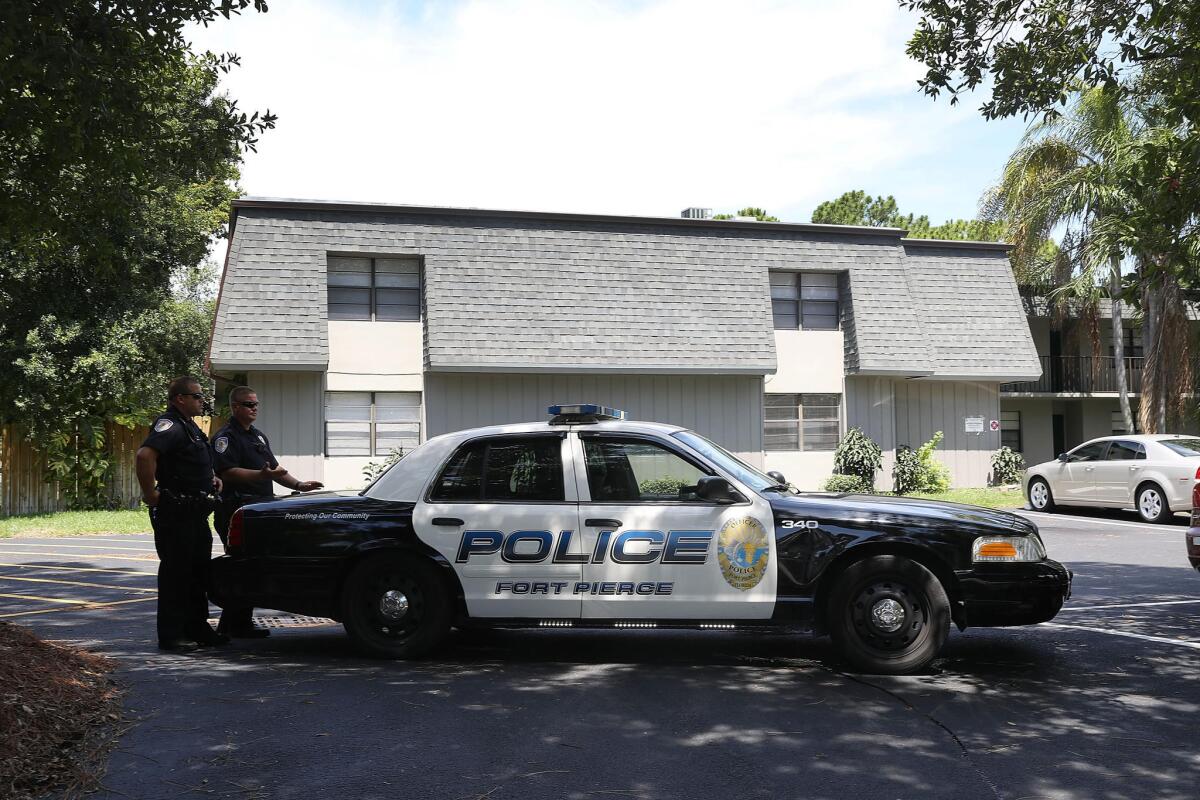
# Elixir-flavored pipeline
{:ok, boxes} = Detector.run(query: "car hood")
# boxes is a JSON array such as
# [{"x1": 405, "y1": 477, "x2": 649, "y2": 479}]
[{"x1": 769, "y1": 491, "x2": 1034, "y2": 534}]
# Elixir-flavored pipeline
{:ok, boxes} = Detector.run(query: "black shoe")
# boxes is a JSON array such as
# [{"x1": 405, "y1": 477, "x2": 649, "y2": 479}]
[
  {"x1": 219, "y1": 625, "x2": 270, "y2": 639},
  {"x1": 159, "y1": 638, "x2": 200, "y2": 653},
  {"x1": 193, "y1": 631, "x2": 231, "y2": 646}
]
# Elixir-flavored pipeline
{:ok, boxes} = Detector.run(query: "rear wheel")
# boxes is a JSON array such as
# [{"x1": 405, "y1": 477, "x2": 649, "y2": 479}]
[
  {"x1": 1028, "y1": 477, "x2": 1056, "y2": 512},
  {"x1": 341, "y1": 554, "x2": 451, "y2": 658},
  {"x1": 828, "y1": 555, "x2": 950, "y2": 675},
  {"x1": 1136, "y1": 483, "x2": 1171, "y2": 524}
]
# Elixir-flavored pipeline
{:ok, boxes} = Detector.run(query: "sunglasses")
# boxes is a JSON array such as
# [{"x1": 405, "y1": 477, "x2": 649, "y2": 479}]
[
  {"x1": 180, "y1": 392, "x2": 205, "y2": 400},
  {"x1": 237, "y1": 401, "x2": 260, "y2": 409}
]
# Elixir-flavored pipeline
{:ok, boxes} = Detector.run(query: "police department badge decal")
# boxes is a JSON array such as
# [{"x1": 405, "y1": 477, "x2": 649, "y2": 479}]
[
  {"x1": 717, "y1": 516, "x2": 769, "y2": 591},
  {"x1": 214, "y1": 437, "x2": 229, "y2": 454},
  {"x1": 154, "y1": 419, "x2": 173, "y2": 432}
]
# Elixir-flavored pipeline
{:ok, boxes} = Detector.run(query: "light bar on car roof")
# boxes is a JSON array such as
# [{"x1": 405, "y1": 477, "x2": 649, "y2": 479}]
[{"x1": 547, "y1": 404, "x2": 627, "y2": 421}]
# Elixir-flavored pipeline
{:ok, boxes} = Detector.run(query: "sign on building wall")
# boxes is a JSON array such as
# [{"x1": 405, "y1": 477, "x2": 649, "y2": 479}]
[{"x1": 964, "y1": 416, "x2": 985, "y2": 434}]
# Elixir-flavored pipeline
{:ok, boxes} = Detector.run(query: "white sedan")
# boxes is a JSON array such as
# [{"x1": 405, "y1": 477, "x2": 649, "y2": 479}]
[{"x1": 1025, "y1": 434, "x2": 1200, "y2": 523}]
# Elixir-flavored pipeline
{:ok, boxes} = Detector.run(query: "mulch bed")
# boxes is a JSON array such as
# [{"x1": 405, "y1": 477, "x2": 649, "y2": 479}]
[{"x1": 0, "y1": 622, "x2": 124, "y2": 800}]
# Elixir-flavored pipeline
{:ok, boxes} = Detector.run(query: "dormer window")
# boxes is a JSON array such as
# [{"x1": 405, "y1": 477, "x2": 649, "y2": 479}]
[{"x1": 769, "y1": 271, "x2": 840, "y2": 330}]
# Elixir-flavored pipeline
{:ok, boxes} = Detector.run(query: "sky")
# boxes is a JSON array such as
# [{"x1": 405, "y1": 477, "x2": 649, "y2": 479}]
[{"x1": 185, "y1": 0, "x2": 1030, "y2": 225}]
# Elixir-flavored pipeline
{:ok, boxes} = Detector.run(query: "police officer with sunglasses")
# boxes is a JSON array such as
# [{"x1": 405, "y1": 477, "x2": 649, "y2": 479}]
[
  {"x1": 135, "y1": 376, "x2": 226, "y2": 652},
  {"x1": 210, "y1": 385, "x2": 323, "y2": 637}
]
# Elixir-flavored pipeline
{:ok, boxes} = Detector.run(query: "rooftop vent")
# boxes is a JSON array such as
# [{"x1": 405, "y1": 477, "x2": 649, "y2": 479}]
[{"x1": 681, "y1": 207, "x2": 711, "y2": 219}]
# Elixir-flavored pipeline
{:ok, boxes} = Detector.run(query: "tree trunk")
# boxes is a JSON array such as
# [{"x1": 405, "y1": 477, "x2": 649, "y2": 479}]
[{"x1": 1110, "y1": 256, "x2": 1134, "y2": 432}]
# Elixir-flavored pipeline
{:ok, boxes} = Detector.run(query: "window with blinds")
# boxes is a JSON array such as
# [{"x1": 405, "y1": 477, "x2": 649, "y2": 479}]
[
  {"x1": 769, "y1": 271, "x2": 840, "y2": 330},
  {"x1": 764, "y1": 394, "x2": 841, "y2": 451},
  {"x1": 327, "y1": 256, "x2": 421, "y2": 321},
  {"x1": 1000, "y1": 410, "x2": 1021, "y2": 452},
  {"x1": 325, "y1": 392, "x2": 421, "y2": 457}
]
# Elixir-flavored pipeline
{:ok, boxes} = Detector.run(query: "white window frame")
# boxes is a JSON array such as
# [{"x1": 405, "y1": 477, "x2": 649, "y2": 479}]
[
  {"x1": 324, "y1": 391, "x2": 422, "y2": 457},
  {"x1": 764, "y1": 393, "x2": 842, "y2": 452}
]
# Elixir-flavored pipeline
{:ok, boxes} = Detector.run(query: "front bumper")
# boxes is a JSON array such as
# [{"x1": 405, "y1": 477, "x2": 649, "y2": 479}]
[
  {"x1": 955, "y1": 559, "x2": 1072, "y2": 628},
  {"x1": 1188, "y1": 527, "x2": 1200, "y2": 572}
]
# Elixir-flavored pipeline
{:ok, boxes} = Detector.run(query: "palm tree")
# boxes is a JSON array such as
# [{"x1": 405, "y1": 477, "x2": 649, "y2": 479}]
[{"x1": 984, "y1": 86, "x2": 1140, "y2": 431}]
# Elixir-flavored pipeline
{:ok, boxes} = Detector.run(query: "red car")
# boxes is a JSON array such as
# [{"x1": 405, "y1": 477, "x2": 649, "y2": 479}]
[{"x1": 1189, "y1": 482, "x2": 1200, "y2": 572}]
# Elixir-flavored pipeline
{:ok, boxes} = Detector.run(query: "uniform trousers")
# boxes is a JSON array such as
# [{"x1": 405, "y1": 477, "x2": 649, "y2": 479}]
[{"x1": 150, "y1": 499, "x2": 214, "y2": 643}]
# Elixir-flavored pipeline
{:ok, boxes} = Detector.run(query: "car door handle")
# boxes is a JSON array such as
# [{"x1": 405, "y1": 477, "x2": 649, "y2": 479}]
[
  {"x1": 1129, "y1": 466, "x2": 1140, "y2": 470},
  {"x1": 586, "y1": 518, "x2": 623, "y2": 529},
  {"x1": 432, "y1": 517, "x2": 464, "y2": 527},
  {"x1": 1084, "y1": 466, "x2": 1095, "y2": 471}
]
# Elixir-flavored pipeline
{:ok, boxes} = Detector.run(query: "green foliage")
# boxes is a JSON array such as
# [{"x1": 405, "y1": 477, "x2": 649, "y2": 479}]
[
  {"x1": 914, "y1": 431, "x2": 952, "y2": 493},
  {"x1": 0, "y1": 2, "x2": 271, "y2": 508},
  {"x1": 811, "y1": 190, "x2": 1005, "y2": 242},
  {"x1": 638, "y1": 478, "x2": 689, "y2": 496},
  {"x1": 363, "y1": 448, "x2": 407, "y2": 484},
  {"x1": 990, "y1": 447, "x2": 1026, "y2": 486},
  {"x1": 892, "y1": 445, "x2": 923, "y2": 494},
  {"x1": 713, "y1": 207, "x2": 781, "y2": 222},
  {"x1": 821, "y1": 474, "x2": 874, "y2": 494},
  {"x1": 832, "y1": 427, "x2": 882, "y2": 490}
]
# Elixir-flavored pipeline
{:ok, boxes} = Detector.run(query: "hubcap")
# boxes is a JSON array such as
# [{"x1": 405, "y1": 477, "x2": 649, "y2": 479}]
[
  {"x1": 1031, "y1": 482, "x2": 1048, "y2": 508},
  {"x1": 379, "y1": 589, "x2": 410, "y2": 621},
  {"x1": 1140, "y1": 490, "x2": 1162, "y2": 519},
  {"x1": 870, "y1": 598, "x2": 906, "y2": 632}
]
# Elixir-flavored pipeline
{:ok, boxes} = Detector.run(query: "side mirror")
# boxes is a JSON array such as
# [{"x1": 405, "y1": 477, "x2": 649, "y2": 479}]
[
  {"x1": 1057, "y1": 453, "x2": 1069, "y2": 462},
  {"x1": 767, "y1": 470, "x2": 787, "y2": 484},
  {"x1": 695, "y1": 476, "x2": 747, "y2": 505}
]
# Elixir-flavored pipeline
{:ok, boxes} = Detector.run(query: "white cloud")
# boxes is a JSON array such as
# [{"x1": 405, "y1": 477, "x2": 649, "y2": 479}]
[{"x1": 187, "y1": 0, "x2": 1013, "y2": 222}]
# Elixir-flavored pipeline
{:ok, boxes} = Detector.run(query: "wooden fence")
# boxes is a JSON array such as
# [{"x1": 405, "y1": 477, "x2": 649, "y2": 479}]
[{"x1": 0, "y1": 417, "x2": 224, "y2": 517}]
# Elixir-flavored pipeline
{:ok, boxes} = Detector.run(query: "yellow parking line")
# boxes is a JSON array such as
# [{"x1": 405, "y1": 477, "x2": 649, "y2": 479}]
[
  {"x1": 0, "y1": 562, "x2": 157, "y2": 577},
  {"x1": 0, "y1": 596, "x2": 157, "y2": 619},
  {"x1": 0, "y1": 550, "x2": 159, "y2": 563},
  {"x1": 0, "y1": 575, "x2": 154, "y2": 592},
  {"x1": 0, "y1": 592, "x2": 91, "y2": 605},
  {"x1": 0, "y1": 542, "x2": 157, "y2": 553}
]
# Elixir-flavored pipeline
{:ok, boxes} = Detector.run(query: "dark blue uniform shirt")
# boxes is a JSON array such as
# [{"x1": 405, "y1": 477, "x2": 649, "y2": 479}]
[
  {"x1": 211, "y1": 422, "x2": 280, "y2": 499},
  {"x1": 140, "y1": 407, "x2": 215, "y2": 493}
]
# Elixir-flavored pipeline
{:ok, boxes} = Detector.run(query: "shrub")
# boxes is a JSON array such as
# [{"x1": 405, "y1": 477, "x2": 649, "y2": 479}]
[
  {"x1": 362, "y1": 447, "x2": 406, "y2": 483},
  {"x1": 914, "y1": 431, "x2": 952, "y2": 493},
  {"x1": 892, "y1": 445, "x2": 922, "y2": 494},
  {"x1": 821, "y1": 474, "x2": 874, "y2": 494},
  {"x1": 832, "y1": 427, "x2": 882, "y2": 490},
  {"x1": 990, "y1": 446, "x2": 1025, "y2": 486},
  {"x1": 639, "y1": 477, "x2": 688, "y2": 497}
]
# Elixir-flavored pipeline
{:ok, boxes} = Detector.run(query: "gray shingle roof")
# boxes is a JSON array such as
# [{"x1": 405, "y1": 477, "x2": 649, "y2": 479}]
[{"x1": 208, "y1": 199, "x2": 1040, "y2": 381}]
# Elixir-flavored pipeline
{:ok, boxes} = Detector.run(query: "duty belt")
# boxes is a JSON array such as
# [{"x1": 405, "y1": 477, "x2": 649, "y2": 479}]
[{"x1": 159, "y1": 487, "x2": 219, "y2": 514}]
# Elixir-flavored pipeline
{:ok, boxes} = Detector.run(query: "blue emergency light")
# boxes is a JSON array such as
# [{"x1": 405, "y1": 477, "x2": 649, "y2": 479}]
[{"x1": 547, "y1": 404, "x2": 627, "y2": 422}]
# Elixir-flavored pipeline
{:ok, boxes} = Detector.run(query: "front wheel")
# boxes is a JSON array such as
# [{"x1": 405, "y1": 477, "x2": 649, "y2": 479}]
[
  {"x1": 828, "y1": 555, "x2": 950, "y2": 675},
  {"x1": 341, "y1": 555, "x2": 451, "y2": 658},
  {"x1": 1136, "y1": 483, "x2": 1172, "y2": 524},
  {"x1": 1028, "y1": 477, "x2": 1056, "y2": 512}
]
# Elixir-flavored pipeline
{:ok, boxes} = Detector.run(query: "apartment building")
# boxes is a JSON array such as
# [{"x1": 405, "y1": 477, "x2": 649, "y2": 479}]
[{"x1": 207, "y1": 198, "x2": 1040, "y2": 491}]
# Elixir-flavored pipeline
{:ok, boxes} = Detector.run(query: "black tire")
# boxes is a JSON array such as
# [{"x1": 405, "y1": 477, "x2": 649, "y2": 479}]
[
  {"x1": 828, "y1": 555, "x2": 950, "y2": 675},
  {"x1": 1135, "y1": 482, "x2": 1172, "y2": 524},
  {"x1": 341, "y1": 554, "x2": 451, "y2": 658},
  {"x1": 1027, "y1": 477, "x2": 1056, "y2": 513}
]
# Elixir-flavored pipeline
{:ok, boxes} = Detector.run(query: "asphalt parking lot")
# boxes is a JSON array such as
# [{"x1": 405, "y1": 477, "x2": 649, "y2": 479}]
[{"x1": 3, "y1": 509, "x2": 1199, "y2": 800}]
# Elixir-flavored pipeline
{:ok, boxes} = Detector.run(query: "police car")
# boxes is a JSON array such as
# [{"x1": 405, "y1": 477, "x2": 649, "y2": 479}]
[{"x1": 208, "y1": 405, "x2": 1071, "y2": 674}]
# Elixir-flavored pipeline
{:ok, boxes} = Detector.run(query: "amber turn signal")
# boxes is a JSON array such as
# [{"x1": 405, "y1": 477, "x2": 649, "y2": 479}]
[{"x1": 976, "y1": 541, "x2": 1018, "y2": 559}]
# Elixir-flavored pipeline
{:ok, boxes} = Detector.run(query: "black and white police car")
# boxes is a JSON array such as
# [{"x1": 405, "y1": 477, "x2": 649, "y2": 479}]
[{"x1": 209, "y1": 404, "x2": 1071, "y2": 674}]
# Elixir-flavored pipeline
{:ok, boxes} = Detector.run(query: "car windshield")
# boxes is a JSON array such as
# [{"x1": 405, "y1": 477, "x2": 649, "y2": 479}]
[
  {"x1": 671, "y1": 430, "x2": 785, "y2": 493},
  {"x1": 1161, "y1": 438, "x2": 1200, "y2": 457}
]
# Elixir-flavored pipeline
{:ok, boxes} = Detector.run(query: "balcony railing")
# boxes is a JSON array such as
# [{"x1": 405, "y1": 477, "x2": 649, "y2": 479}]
[{"x1": 1001, "y1": 356, "x2": 1144, "y2": 394}]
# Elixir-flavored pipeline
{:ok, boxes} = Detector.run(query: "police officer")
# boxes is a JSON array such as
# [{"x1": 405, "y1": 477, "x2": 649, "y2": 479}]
[
  {"x1": 210, "y1": 385, "x2": 323, "y2": 637},
  {"x1": 135, "y1": 376, "x2": 226, "y2": 652}
]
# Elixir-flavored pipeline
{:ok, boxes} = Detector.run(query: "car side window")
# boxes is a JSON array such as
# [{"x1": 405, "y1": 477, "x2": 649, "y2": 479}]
[
  {"x1": 1106, "y1": 440, "x2": 1144, "y2": 461},
  {"x1": 483, "y1": 438, "x2": 564, "y2": 502},
  {"x1": 430, "y1": 437, "x2": 564, "y2": 502},
  {"x1": 1068, "y1": 442, "x2": 1109, "y2": 462},
  {"x1": 583, "y1": 436, "x2": 710, "y2": 502}
]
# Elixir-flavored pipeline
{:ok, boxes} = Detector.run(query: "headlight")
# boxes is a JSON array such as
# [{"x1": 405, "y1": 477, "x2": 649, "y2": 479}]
[{"x1": 972, "y1": 535, "x2": 1046, "y2": 562}]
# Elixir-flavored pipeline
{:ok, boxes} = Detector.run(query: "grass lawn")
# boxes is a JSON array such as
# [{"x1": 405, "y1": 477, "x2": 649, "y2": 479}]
[
  {"x1": 0, "y1": 509, "x2": 151, "y2": 538},
  {"x1": 900, "y1": 487, "x2": 1026, "y2": 509}
]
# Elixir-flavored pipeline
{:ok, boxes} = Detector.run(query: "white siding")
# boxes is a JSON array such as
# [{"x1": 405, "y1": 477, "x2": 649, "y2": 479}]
[
  {"x1": 245, "y1": 371, "x2": 325, "y2": 488},
  {"x1": 424, "y1": 373, "x2": 764, "y2": 465}
]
